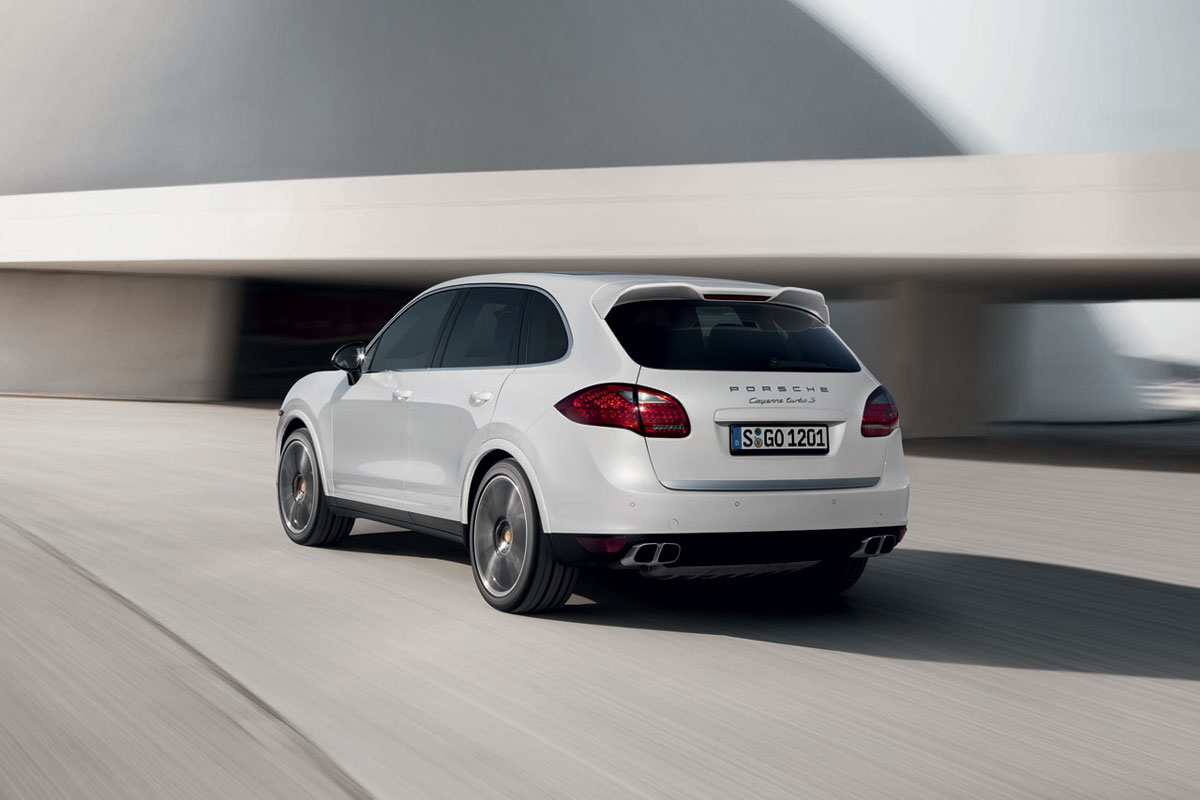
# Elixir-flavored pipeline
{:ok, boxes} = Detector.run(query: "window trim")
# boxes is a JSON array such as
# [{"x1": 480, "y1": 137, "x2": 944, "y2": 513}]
[{"x1": 362, "y1": 283, "x2": 573, "y2": 373}]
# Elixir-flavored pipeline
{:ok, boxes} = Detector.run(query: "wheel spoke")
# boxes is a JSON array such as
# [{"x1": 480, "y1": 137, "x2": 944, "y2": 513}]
[
  {"x1": 284, "y1": 443, "x2": 300, "y2": 475},
  {"x1": 495, "y1": 480, "x2": 515, "y2": 515},
  {"x1": 504, "y1": 489, "x2": 522, "y2": 524},
  {"x1": 483, "y1": 551, "x2": 501, "y2": 589},
  {"x1": 508, "y1": 530, "x2": 527, "y2": 574},
  {"x1": 480, "y1": 485, "x2": 504, "y2": 522},
  {"x1": 496, "y1": 556, "x2": 516, "y2": 591}
]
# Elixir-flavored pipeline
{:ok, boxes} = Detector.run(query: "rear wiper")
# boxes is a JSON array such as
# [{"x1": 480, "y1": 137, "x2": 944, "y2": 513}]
[{"x1": 766, "y1": 358, "x2": 842, "y2": 371}]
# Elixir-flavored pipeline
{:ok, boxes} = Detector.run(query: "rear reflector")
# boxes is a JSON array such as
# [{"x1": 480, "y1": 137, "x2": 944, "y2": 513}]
[
  {"x1": 555, "y1": 384, "x2": 690, "y2": 437},
  {"x1": 703, "y1": 293, "x2": 770, "y2": 301},
  {"x1": 861, "y1": 386, "x2": 899, "y2": 437},
  {"x1": 576, "y1": 535, "x2": 628, "y2": 554}
]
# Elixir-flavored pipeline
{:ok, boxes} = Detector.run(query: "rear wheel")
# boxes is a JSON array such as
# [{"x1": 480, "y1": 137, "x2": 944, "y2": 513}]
[
  {"x1": 469, "y1": 459, "x2": 577, "y2": 613},
  {"x1": 277, "y1": 429, "x2": 353, "y2": 547}
]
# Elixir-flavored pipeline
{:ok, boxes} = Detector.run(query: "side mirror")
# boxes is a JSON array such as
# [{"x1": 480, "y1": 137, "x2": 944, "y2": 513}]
[{"x1": 331, "y1": 342, "x2": 366, "y2": 384}]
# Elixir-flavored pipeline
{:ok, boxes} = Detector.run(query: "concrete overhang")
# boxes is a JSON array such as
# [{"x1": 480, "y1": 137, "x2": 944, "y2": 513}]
[{"x1": 2, "y1": 150, "x2": 1198, "y2": 296}]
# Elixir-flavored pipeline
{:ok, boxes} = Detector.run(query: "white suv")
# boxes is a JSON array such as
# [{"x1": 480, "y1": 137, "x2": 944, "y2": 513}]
[{"x1": 276, "y1": 273, "x2": 909, "y2": 613}]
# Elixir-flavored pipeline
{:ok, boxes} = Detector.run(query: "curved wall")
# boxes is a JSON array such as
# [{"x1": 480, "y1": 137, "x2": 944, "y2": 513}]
[{"x1": 0, "y1": 0, "x2": 958, "y2": 195}]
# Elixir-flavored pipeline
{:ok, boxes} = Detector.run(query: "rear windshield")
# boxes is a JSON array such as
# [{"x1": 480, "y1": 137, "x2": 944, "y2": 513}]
[{"x1": 606, "y1": 299, "x2": 861, "y2": 372}]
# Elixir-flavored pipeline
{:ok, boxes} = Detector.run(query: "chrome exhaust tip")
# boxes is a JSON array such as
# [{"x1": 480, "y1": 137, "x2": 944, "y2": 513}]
[
  {"x1": 631, "y1": 543, "x2": 657, "y2": 564},
  {"x1": 851, "y1": 535, "x2": 894, "y2": 558},
  {"x1": 619, "y1": 542, "x2": 683, "y2": 568}
]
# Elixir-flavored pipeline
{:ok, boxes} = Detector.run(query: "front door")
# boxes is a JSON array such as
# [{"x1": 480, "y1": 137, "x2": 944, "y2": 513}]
[{"x1": 329, "y1": 288, "x2": 460, "y2": 507}]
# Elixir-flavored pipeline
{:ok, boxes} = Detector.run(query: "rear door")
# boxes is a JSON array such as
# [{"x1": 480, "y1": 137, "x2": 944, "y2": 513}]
[
  {"x1": 606, "y1": 298, "x2": 887, "y2": 490},
  {"x1": 400, "y1": 286, "x2": 527, "y2": 524}
]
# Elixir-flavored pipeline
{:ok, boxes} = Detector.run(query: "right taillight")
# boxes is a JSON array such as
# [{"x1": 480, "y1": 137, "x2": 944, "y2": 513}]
[
  {"x1": 861, "y1": 386, "x2": 899, "y2": 437},
  {"x1": 555, "y1": 384, "x2": 690, "y2": 438}
]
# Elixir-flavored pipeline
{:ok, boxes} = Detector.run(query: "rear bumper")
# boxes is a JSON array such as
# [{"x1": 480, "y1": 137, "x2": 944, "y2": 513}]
[
  {"x1": 536, "y1": 426, "x2": 909, "y2": 535},
  {"x1": 549, "y1": 526, "x2": 908, "y2": 567}
]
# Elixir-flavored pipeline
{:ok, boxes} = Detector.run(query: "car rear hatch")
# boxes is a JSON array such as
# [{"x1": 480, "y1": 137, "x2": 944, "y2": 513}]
[
  {"x1": 635, "y1": 367, "x2": 885, "y2": 489},
  {"x1": 602, "y1": 290, "x2": 889, "y2": 490}
]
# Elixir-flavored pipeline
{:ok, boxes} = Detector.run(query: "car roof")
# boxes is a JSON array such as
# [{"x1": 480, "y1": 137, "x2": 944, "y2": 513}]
[{"x1": 435, "y1": 271, "x2": 782, "y2": 296}]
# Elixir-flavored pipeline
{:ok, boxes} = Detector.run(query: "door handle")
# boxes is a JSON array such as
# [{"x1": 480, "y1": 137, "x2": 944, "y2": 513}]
[
  {"x1": 469, "y1": 391, "x2": 493, "y2": 405},
  {"x1": 392, "y1": 389, "x2": 412, "y2": 402}
]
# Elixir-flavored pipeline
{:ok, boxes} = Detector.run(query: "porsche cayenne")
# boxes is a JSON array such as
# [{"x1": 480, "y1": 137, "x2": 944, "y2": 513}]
[{"x1": 276, "y1": 273, "x2": 909, "y2": 613}]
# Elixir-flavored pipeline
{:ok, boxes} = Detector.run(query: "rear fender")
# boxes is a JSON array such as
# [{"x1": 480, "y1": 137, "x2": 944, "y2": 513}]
[{"x1": 461, "y1": 437, "x2": 554, "y2": 533}]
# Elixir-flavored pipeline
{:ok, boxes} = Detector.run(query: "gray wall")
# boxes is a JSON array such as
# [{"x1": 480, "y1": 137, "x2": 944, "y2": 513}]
[{"x1": 0, "y1": 0, "x2": 959, "y2": 195}]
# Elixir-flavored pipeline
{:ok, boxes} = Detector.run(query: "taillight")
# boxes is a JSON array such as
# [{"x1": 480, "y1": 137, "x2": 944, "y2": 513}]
[
  {"x1": 861, "y1": 386, "x2": 899, "y2": 437},
  {"x1": 555, "y1": 384, "x2": 690, "y2": 438}
]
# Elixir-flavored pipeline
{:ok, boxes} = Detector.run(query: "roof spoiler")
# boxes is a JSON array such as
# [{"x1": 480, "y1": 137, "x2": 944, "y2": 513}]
[{"x1": 592, "y1": 282, "x2": 829, "y2": 324}]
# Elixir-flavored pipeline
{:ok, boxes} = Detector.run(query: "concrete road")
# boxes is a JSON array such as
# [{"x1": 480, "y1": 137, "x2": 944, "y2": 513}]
[{"x1": 0, "y1": 397, "x2": 1197, "y2": 799}]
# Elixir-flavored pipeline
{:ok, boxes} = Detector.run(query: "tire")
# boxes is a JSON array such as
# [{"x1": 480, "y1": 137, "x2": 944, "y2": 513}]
[
  {"x1": 469, "y1": 459, "x2": 577, "y2": 613},
  {"x1": 277, "y1": 428, "x2": 353, "y2": 547},
  {"x1": 797, "y1": 556, "x2": 867, "y2": 597}
]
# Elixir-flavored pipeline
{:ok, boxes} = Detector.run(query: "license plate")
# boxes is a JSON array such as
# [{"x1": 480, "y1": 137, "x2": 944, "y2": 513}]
[{"x1": 730, "y1": 424, "x2": 829, "y2": 455}]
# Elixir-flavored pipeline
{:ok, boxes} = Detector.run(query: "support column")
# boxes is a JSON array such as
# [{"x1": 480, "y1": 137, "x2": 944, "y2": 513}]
[
  {"x1": 882, "y1": 282, "x2": 986, "y2": 438},
  {"x1": 0, "y1": 270, "x2": 240, "y2": 401}
]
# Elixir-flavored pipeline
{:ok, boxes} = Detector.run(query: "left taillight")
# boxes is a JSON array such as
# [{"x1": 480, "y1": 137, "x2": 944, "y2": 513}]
[{"x1": 555, "y1": 384, "x2": 690, "y2": 438}]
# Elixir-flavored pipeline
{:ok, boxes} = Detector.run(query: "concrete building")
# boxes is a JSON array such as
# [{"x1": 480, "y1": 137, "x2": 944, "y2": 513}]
[{"x1": 2, "y1": 0, "x2": 1198, "y2": 434}]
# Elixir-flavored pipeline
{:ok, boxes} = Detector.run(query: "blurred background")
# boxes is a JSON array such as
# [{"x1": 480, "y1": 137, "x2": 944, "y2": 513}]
[
  {"x1": 2, "y1": 3, "x2": 1199, "y2": 799},
  {"x1": 0, "y1": 0, "x2": 1197, "y2": 450}
]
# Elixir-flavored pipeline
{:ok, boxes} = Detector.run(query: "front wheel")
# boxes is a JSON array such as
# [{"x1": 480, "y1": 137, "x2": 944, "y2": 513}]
[
  {"x1": 277, "y1": 429, "x2": 353, "y2": 547},
  {"x1": 469, "y1": 460, "x2": 577, "y2": 613}
]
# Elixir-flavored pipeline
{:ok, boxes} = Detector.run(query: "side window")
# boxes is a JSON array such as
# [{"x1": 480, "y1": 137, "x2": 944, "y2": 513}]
[
  {"x1": 366, "y1": 290, "x2": 459, "y2": 372},
  {"x1": 440, "y1": 287, "x2": 526, "y2": 369},
  {"x1": 524, "y1": 292, "x2": 569, "y2": 364}
]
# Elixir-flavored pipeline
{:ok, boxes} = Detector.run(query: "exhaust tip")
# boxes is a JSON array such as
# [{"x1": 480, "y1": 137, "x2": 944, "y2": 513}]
[
  {"x1": 864, "y1": 536, "x2": 882, "y2": 556},
  {"x1": 879, "y1": 535, "x2": 897, "y2": 554},
  {"x1": 657, "y1": 543, "x2": 681, "y2": 565},
  {"x1": 632, "y1": 543, "x2": 656, "y2": 564}
]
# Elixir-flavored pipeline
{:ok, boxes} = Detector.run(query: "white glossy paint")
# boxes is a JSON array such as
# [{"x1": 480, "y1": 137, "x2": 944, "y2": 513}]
[{"x1": 277, "y1": 273, "x2": 909, "y2": 543}]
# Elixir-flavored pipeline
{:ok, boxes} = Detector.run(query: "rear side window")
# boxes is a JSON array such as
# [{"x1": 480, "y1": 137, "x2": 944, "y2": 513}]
[
  {"x1": 606, "y1": 300, "x2": 860, "y2": 372},
  {"x1": 440, "y1": 287, "x2": 526, "y2": 368},
  {"x1": 367, "y1": 289, "x2": 459, "y2": 371},
  {"x1": 523, "y1": 292, "x2": 569, "y2": 364}
]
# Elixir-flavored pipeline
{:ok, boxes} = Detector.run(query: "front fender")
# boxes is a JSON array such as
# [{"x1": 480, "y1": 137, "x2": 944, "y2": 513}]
[{"x1": 276, "y1": 371, "x2": 345, "y2": 492}]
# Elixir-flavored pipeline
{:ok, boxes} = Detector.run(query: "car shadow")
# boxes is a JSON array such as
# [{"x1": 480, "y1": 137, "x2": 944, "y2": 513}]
[
  {"x1": 338, "y1": 528, "x2": 1200, "y2": 681},
  {"x1": 562, "y1": 550, "x2": 1200, "y2": 680},
  {"x1": 338, "y1": 528, "x2": 469, "y2": 565}
]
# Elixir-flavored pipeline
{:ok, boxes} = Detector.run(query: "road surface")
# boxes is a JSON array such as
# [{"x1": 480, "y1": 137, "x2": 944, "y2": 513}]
[{"x1": 0, "y1": 397, "x2": 1197, "y2": 799}]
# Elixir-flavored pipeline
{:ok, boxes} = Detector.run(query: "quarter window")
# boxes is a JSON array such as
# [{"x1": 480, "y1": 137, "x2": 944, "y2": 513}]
[
  {"x1": 523, "y1": 292, "x2": 569, "y2": 364},
  {"x1": 366, "y1": 289, "x2": 459, "y2": 371},
  {"x1": 440, "y1": 287, "x2": 526, "y2": 368}
]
